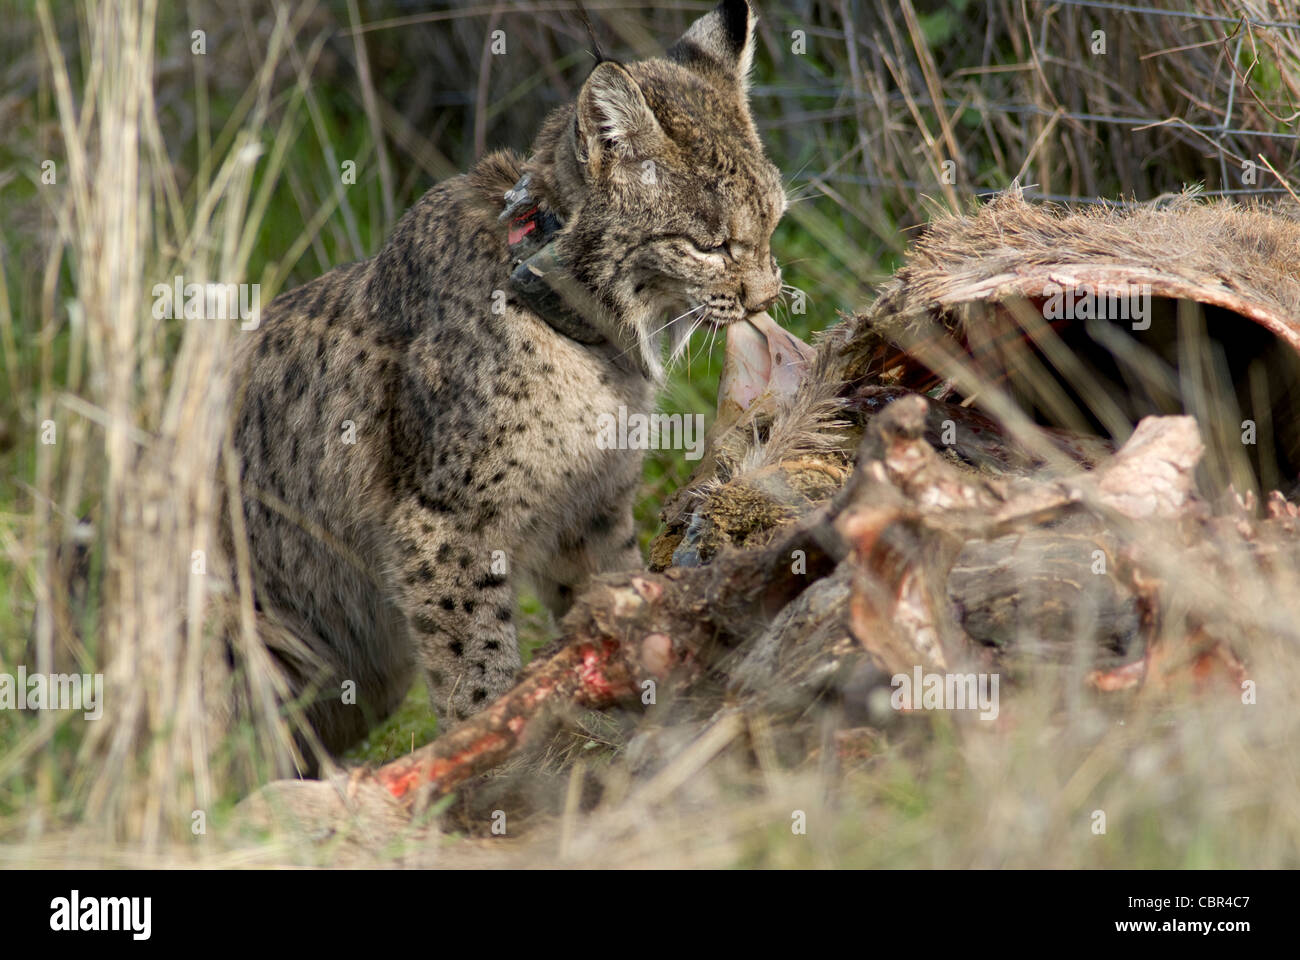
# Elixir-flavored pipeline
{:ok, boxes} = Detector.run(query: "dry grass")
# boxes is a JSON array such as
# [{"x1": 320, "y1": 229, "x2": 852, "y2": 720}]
[{"x1": 2, "y1": 0, "x2": 1299, "y2": 867}]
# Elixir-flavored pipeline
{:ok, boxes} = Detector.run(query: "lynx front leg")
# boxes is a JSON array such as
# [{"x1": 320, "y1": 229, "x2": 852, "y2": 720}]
[
  {"x1": 532, "y1": 505, "x2": 643, "y2": 620},
  {"x1": 391, "y1": 500, "x2": 522, "y2": 729}
]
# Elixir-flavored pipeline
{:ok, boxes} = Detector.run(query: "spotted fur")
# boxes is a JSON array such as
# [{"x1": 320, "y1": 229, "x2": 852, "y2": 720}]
[{"x1": 223, "y1": 0, "x2": 786, "y2": 760}]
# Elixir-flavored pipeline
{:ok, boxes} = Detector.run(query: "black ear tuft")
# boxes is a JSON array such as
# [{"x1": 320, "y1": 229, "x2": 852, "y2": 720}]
[
  {"x1": 717, "y1": 0, "x2": 751, "y2": 56},
  {"x1": 667, "y1": 0, "x2": 756, "y2": 88}
]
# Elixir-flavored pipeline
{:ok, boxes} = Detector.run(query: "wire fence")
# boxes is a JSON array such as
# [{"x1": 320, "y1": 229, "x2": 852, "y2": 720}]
[
  {"x1": 347, "y1": 0, "x2": 1300, "y2": 298},
  {"x1": 7, "y1": 0, "x2": 1299, "y2": 317}
]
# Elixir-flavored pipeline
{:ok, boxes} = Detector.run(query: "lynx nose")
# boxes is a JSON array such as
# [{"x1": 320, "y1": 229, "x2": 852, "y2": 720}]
[{"x1": 741, "y1": 269, "x2": 782, "y2": 314}]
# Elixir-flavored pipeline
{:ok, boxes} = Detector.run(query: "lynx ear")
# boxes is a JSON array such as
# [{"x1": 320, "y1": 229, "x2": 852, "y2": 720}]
[
  {"x1": 575, "y1": 61, "x2": 663, "y2": 167},
  {"x1": 668, "y1": 0, "x2": 756, "y2": 90}
]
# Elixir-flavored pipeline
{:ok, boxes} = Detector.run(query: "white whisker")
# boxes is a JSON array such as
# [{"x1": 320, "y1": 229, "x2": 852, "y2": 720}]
[
  {"x1": 705, "y1": 318, "x2": 721, "y2": 360},
  {"x1": 669, "y1": 313, "x2": 707, "y2": 368},
  {"x1": 610, "y1": 303, "x2": 705, "y2": 369},
  {"x1": 651, "y1": 303, "x2": 704, "y2": 340},
  {"x1": 665, "y1": 307, "x2": 705, "y2": 365}
]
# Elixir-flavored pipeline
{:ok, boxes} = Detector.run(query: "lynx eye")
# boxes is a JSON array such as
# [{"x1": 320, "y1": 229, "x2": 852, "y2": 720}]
[{"x1": 690, "y1": 238, "x2": 730, "y2": 257}]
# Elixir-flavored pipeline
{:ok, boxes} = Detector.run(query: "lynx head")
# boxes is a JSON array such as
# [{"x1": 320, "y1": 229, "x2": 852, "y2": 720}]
[{"x1": 523, "y1": 0, "x2": 786, "y2": 378}]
